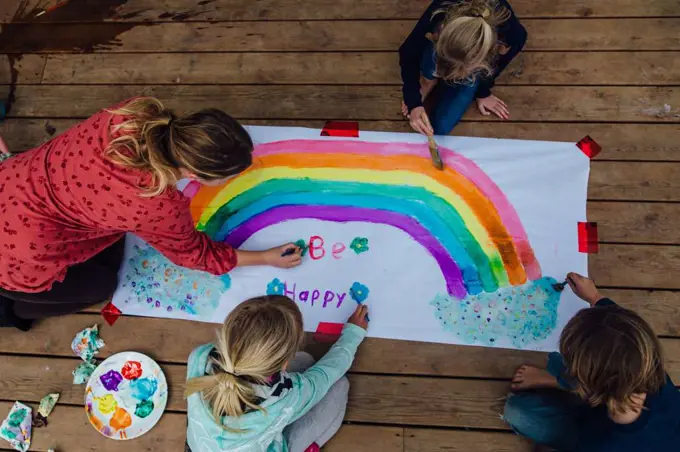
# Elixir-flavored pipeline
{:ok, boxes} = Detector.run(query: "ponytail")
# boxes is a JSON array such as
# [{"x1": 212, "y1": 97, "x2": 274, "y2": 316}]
[
  {"x1": 184, "y1": 295, "x2": 304, "y2": 432},
  {"x1": 432, "y1": 0, "x2": 511, "y2": 83},
  {"x1": 106, "y1": 97, "x2": 253, "y2": 197}
]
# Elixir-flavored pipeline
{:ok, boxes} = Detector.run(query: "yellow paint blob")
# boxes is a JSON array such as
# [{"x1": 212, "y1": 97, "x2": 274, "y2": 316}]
[{"x1": 96, "y1": 394, "x2": 118, "y2": 414}]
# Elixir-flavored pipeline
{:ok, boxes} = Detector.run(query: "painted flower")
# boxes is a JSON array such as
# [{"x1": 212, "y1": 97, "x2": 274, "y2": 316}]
[
  {"x1": 294, "y1": 239, "x2": 309, "y2": 257},
  {"x1": 350, "y1": 237, "x2": 369, "y2": 254},
  {"x1": 349, "y1": 282, "x2": 370, "y2": 303},
  {"x1": 266, "y1": 278, "x2": 285, "y2": 296}
]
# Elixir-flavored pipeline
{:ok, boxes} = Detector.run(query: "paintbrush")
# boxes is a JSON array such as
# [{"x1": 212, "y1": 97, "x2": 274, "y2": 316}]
[{"x1": 428, "y1": 136, "x2": 444, "y2": 170}]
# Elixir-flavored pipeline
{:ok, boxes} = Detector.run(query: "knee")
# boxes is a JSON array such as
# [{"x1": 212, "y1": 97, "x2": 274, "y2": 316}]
[
  {"x1": 332, "y1": 376, "x2": 350, "y2": 398},
  {"x1": 502, "y1": 393, "x2": 529, "y2": 431},
  {"x1": 502, "y1": 392, "x2": 549, "y2": 436},
  {"x1": 290, "y1": 351, "x2": 316, "y2": 372}
]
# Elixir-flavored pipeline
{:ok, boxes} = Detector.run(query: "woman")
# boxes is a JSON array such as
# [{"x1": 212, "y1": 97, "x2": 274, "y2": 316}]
[{"x1": 0, "y1": 97, "x2": 302, "y2": 330}]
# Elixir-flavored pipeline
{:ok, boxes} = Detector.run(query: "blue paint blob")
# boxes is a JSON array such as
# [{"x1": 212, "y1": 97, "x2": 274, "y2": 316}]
[
  {"x1": 430, "y1": 276, "x2": 562, "y2": 348},
  {"x1": 129, "y1": 377, "x2": 158, "y2": 401}
]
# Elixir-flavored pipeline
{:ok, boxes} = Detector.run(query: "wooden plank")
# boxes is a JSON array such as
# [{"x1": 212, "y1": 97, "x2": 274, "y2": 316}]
[
  {"x1": 404, "y1": 428, "x2": 531, "y2": 452},
  {"x1": 36, "y1": 52, "x2": 680, "y2": 86},
  {"x1": 0, "y1": 401, "x2": 186, "y2": 452},
  {"x1": 0, "y1": 398, "x2": 395, "y2": 452},
  {"x1": 590, "y1": 162, "x2": 680, "y2": 202},
  {"x1": 325, "y1": 425, "x2": 403, "y2": 452},
  {"x1": 0, "y1": 54, "x2": 45, "y2": 84},
  {"x1": 3, "y1": 119, "x2": 680, "y2": 162},
  {"x1": 8, "y1": 85, "x2": 680, "y2": 123},
  {"x1": 0, "y1": 1, "x2": 20, "y2": 23},
  {"x1": 0, "y1": 310, "x2": 678, "y2": 378},
  {"x1": 591, "y1": 202, "x2": 680, "y2": 244},
  {"x1": 0, "y1": 355, "x2": 188, "y2": 410},
  {"x1": 0, "y1": 354, "x2": 511, "y2": 429},
  {"x1": 345, "y1": 375, "x2": 509, "y2": 428},
  {"x1": 592, "y1": 245, "x2": 680, "y2": 290},
  {"x1": 6, "y1": 0, "x2": 680, "y2": 22},
  {"x1": 2, "y1": 19, "x2": 679, "y2": 53}
]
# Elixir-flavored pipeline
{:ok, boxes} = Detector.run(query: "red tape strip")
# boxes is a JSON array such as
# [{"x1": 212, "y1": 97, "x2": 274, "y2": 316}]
[
  {"x1": 304, "y1": 443, "x2": 320, "y2": 452},
  {"x1": 101, "y1": 302, "x2": 122, "y2": 326},
  {"x1": 576, "y1": 135, "x2": 602, "y2": 159},
  {"x1": 313, "y1": 322, "x2": 344, "y2": 342},
  {"x1": 320, "y1": 121, "x2": 359, "y2": 138},
  {"x1": 578, "y1": 222, "x2": 599, "y2": 253}
]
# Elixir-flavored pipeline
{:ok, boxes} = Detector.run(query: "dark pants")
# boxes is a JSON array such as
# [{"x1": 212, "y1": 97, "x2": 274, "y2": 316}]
[
  {"x1": 503, "y1": 353, "x2": 591, "y2": 451},
  {"x1": 0, "y1": 240, "x2": 124, "y2": 319},
  {"x1": 420, "y1": 40, "x2": 479, "y2": 135}
]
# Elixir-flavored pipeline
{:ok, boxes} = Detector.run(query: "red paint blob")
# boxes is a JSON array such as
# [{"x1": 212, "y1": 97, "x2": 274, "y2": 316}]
[{"x1": 121, "y1": 360, "x2": 143, "y2": 380}]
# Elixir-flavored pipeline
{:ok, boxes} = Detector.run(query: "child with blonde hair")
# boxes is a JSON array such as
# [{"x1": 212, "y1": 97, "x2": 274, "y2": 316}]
[
  {"x1": 400, "y1": 0, "x2": 527, "y2": 135},
  {"x1": 504, "y1": 273, "x2": 680, "y2": 451},
  {"x1": 185, "y1": 295, "x2": 369, "y2": 452}
]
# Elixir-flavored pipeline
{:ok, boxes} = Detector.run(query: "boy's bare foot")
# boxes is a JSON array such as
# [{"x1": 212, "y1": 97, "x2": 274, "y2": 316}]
[{"x1": 511, "y1": 365, "x2": 560, "y2": 390}]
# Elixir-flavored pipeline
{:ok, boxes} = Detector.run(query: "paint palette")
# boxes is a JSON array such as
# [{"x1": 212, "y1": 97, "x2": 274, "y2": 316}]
[{"x1": 85, "y1": 352, "x2": 168, "y2": 440}]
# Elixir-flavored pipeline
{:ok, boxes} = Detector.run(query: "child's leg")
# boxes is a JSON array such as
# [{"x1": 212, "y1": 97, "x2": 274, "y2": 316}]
[
  {"x1": 284, "y1": 352, "x2": 350, "y2": 452},
  {"x1": 503, "y1": 390, "x2": 585, "y2": 451},
  {"x1": 504, "y1": 352, "x2": 585, "y2": 451},
  {"x1": 430, "y1": 81, "x2": 478, "y2": 135}
]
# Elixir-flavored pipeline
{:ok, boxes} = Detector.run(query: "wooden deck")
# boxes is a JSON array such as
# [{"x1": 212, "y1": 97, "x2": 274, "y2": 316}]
[{"x1": 1, "y1": 0, "x2": 679, "y2": 450}]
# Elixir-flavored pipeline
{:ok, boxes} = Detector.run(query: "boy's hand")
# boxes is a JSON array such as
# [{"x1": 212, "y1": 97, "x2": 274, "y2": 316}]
[
  {"x1": 567, "y1": 272, "x2": 605, "y2": 306},
  {"x1": 408, "y1": 106, "x2": 434, "y2": 136},
  {"x1": 347, "y1": 304, "x2": 369, "y2": 330},
  {"x1": 476, "y1": 95, "x2": 510, "y2": 120}
]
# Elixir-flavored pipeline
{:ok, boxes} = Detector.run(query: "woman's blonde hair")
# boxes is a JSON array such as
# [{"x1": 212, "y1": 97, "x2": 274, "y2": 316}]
[
  {"x1": 184, "y1": 295, "x2": 304, "y2": 431},
  {"x1": 433, "y1": 0, "x2": 510, "y2": 82},
  {"x1": 560, "y1": 304, "x2": 666, "y2": 414},
  {"x1": 106, "y1": 97, "x2": 253, "y2": 197}
]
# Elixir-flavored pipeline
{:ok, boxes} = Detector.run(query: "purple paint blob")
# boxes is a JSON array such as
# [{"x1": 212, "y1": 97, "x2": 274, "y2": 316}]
[{"x1": 100, "y1": 370, "x2": 124, "y2": 391}]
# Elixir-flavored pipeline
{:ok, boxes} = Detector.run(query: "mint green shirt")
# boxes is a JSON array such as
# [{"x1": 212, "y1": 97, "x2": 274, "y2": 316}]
[{"x1": 186, "y1": 324, "x2": 366, "y2": 452}]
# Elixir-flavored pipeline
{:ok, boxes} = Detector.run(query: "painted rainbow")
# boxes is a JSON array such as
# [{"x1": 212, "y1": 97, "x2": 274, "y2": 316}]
[{"x1": 189, "y1": 139, "x2": 541, "y2": 300}]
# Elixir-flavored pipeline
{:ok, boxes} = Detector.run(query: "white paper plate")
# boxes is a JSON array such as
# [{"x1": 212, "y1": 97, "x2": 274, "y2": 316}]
[{"x1": 85, "y1": 351, "x2": 168, "y2": 440}]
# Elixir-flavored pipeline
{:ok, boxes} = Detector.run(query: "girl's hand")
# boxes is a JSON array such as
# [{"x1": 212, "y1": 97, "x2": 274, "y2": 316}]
[
  {"x1": 408, "y1": 106, "x2": 434, "y2": 136},
  {"x1": 476, "y1": 95, "x2": 510, "y2": 120},
  {"x1": 347, "y1": 304, "x2": 369, "y2": 330},
  {"x1": 263, "y1": 244, "x2": 303, "y2": 268},
  {"x1": 566, "y1": 272, "x2": 605, "y2": 306}
]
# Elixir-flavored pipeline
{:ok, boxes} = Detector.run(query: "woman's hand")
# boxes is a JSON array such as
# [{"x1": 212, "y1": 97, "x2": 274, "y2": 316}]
[
  {"x1": 347, "y1": 304, "x2": 369, "y2": 330},
  {"x1": 476, "y1": 95, "x2": 510, "y2": 120},
  {"x1": 407, "y1": 106, "x2": 434, "y2": 136},
  {"x1": 236, "y1": 244, "x2": 302, "y2": 268},
  {"x1": 566, "y1": 272, "x2": 605, "y2": 307},
  {"x1": 263, "y1": 244, "x2": 303, "y2": 268}
]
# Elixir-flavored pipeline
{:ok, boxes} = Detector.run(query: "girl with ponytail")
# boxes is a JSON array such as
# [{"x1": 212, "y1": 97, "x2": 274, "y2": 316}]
[
  {"x1": 185, "y1": 295, "x2": 369, "y2": 452},
  {"x1": 0, "y1": 97, "x2": 302, "y2": 330},
  {"x1": 399, "y1": 0, "x2": 528, "y2": 136}
]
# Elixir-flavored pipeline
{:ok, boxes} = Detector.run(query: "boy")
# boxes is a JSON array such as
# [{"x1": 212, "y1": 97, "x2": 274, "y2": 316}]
[{"x1": 504, "y1": 272, "x2": 680, "y2": 451}]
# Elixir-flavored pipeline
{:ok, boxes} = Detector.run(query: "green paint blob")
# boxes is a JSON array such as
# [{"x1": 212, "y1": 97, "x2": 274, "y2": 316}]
[
  {"x1": 134, "y1": 400, "x2": 154, "y2": 418},
  {"x1": 294, "y1": 239, "x2": 308, "y2": 256},
  {"x1": 1, "y1": 427, "x2": 17, "y2": 440},
  {"x1": 7, "y1": 408, "x2": 27, "y2": 428}
]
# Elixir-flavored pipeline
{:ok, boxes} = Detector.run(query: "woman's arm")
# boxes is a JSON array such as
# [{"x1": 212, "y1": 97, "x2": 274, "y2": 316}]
[
  {"x1": 126, "y1": 193, "x2": 300, "y2": 274},
  {"x1": 399, "y1": 1, "x2": 443, "y2": 112}
]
